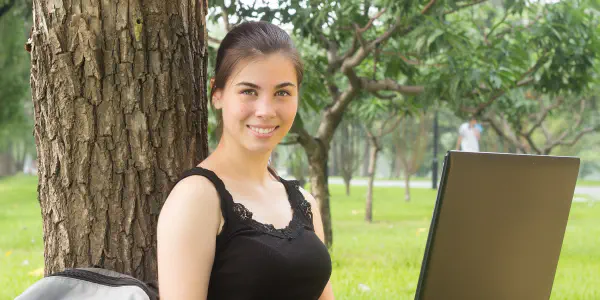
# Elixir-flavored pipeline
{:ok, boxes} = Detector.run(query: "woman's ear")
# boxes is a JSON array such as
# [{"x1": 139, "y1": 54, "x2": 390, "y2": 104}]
[
  {"x1": 212, "y1": 90, "x2": 223, "y2": 109},
  {"x1": 210, "y1": 78, "x2": 223, "y2": 109}
]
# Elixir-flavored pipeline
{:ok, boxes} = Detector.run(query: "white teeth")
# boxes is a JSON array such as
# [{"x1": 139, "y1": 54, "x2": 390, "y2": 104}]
[{"x1": 249, "y1": 126, "x2": 276, "y2": 134}]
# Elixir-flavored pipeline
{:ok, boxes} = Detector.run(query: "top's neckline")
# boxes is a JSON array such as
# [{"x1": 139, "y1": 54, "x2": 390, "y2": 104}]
[{"x1": 192, "y1": 166, "x2": 298, "y2": 234}]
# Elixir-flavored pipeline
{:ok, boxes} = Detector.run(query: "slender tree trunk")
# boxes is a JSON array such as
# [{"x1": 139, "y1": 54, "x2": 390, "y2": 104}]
[
  {"x1": 30, "y1": 0, "x2": 208, "y2": 281},
  {"x1": 365, "y1": 138, "x2": 378, "y2": 223},
  {"x1": 16, "y1": 141, "x2": 28, "y2": 171},
  {"x1": 405, "y1": 173, "x2": 411, "y2": 201},
  {"x1": 389, "y1": 144, "x2": 396, "y2": 179},
  {"x1": 0, "y1": 152, "x2": 16, "y2": 177},
  {"x1": 361, "y1": 131, "x2": 370, "y2": 177},
  {"x1": 395, "y1": 154, "x2": 402, "y2": 178},
  {"x1": 344, "y1": 177, "x2": 351, "y2": 196},
  {"x1": 340, "y1": 122, "x2": 352, "y2": 195}
]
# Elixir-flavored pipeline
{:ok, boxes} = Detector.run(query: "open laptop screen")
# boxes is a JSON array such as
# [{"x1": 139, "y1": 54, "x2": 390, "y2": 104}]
[{"x1": 415, "y1": 151, "x2": 579, "y2": 300}]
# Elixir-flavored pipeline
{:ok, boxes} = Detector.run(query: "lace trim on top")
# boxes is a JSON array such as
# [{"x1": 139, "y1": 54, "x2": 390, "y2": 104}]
[
  {"x1": 289, "y1": 180, "x2": 314, "y2": 224},
  {"x1": 226, "y1": 178, "x2": 314, "y2": 240}
]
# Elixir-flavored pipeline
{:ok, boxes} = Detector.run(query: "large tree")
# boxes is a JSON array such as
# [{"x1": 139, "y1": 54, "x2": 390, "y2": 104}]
[{"x1": 30, "y1": 0, "x2": 209, "y2": 281}]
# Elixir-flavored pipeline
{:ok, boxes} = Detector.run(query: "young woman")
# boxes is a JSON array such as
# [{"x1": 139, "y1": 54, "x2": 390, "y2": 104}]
[{"x1": 157, "y1": 21, "x2": 335, "y2": 300}]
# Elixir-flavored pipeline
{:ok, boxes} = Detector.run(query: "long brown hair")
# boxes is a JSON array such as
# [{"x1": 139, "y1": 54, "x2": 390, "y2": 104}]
[{"x1": 210, "y1": 21, "x2": 304, "y2": 179}]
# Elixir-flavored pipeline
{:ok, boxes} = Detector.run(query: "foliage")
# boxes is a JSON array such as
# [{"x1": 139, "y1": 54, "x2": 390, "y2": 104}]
[
  {"x1": 208, "y1": 0, "x2": 599, "y2": 146},
  {"x1": 0, "y1": 8, "x2": 30, "y2": 131}
]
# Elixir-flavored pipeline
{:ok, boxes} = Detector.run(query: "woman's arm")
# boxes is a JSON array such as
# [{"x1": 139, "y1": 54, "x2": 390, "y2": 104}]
[
  {"x1": 157, "y1": 176, "x2": 222, "y2": 300},
  {"x1": 299, "y1": 187, "x2": 335, "y2": 300}
]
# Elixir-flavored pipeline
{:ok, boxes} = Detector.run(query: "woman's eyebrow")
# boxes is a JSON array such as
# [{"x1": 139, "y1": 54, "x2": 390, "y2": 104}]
[
  {"x1": 235, "y1": 82, "x2": 297, "y2": 89},
  {"x1": 236, "y1": 82, "x2": 261, "y2": 89},
  {"x1": 275, "y1": 82, "x2": 296, "y2": 89}
]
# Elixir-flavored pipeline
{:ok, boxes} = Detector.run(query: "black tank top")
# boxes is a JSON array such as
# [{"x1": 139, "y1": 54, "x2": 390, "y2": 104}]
[{"x1": 178, "y1": 167, "x2": 332, "y2": 300}]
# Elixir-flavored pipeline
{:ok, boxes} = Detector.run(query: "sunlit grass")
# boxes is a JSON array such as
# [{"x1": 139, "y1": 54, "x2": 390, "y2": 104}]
[{"x1": 1, "y1": 175, "x2": 599, "y2": 299}]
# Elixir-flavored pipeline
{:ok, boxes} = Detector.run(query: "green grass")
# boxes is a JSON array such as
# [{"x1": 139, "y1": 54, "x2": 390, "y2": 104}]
[
  {"x1": 576, "y1": 179, "x2": 600, "y2": 187},
  {"x1": 0, "y1": 174, "x2": 44, "y2": 299},
  {"x1": 1, "y1": 175, "x2": 599, "y2": 299},
  {"x1": 331, "y1": 176, "x2": 600, "y2": 186},
  {"x1": 329, "y1": 175, "x2": 430, "y2": 182},
  {"x1": 327, "y1": 185, "x2": 600, "y2": 299}
]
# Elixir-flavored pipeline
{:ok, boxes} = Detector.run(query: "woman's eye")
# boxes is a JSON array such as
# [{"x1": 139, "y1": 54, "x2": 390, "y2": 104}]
[
  {"x1": 275, "y1": 90, "x2": 291, "y2": 97},
  {"x1": 241, "y1": 90, "x2": 257, "y2": 96}
]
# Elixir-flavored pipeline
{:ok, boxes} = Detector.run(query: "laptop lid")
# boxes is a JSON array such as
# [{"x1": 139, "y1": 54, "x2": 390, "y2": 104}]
[{"x1": 415, "y1": 151, "x2": 580, "y2": 300}]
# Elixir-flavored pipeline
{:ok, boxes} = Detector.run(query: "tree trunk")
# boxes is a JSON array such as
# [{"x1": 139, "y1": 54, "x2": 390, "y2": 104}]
[
  {"x1": 329, "y1": 142, "x2": 337, "y2": 176},
  {"x1": 15, "y1": 141, "x2": 28, "y2": 172},
  {"x1": 361, "y1": 130, "x2": 370, "y2": 177},
  {"x1": 305, "y1": 140, "x2": 333, "y2": 247},
  {"x1": 365, "y1": 138, "x2": 378, "y2": 223},
  {"x1": 405, "y1": 173, "x2": 411, "y2": 201},
  {"x1": 0, "y1": 152, "x2": 16, "y2": 177},
  {"x1": 389, "y1": 144, "x2": 396, "y2": 179},
  {"x1": 30, "y1": 0, "x2": 208, "y2": 281},
  {"x1": 340, "y1": 122, "x2": 352, "y2": 195},
  {"x1": 343, "y1": 177, "x2": 351, "y2": 196}
]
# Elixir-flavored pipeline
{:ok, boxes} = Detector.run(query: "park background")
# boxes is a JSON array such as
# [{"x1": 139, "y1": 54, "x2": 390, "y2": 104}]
[{"x1": 1, "y1": 0, "x2": 600, "y2": 299}]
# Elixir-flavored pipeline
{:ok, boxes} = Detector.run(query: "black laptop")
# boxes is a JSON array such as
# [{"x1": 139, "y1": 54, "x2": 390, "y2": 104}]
[{"x1": 415, "y1": 151, "x2": 580, "y2": 300}]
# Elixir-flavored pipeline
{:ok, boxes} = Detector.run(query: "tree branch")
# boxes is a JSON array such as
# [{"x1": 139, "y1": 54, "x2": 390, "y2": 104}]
[
  {"x1": 493, "y1": 14, "x2": 543, "y2": 41},
  {"x1": 553, "y1": 127, "x2": 598, "y2": 148},
  {"x1": 462, "y1": 77, "x2": 535, "y2": 114},
  {"x1": 380, "y1": 51, "x2": 446, "y2": 67},
  {"x1": 279, "y1": 137, "x2": 299, "y2": 146},
  {"x1": 372, "y1": 91, "x2": 397, "y2": 100},
  {"x1": 543, "y1": 100, "x2": 589, "y2": 152},
  {"x1": 356, "y1": 8, "x2": 387, "y2": 33},
  {"x1": 381, "y1": 115, "x2": 403, "y2": 136},
  {"x1": 421, "y1": 0, "x2": 437, "y2": 15},
  {"x1": 484, "y1": 114, "x2": 526, "y2": 153},
  {"x1": 220, "y1": 3, "x2": 232, "y2": 32},
  {"x1": 525, "y1": 96, "x2": 565, "y2": 137},
  {"x1": 443, "y1": 0, "x2": 487, "y2": 15},
  {"x1": 485, "y1": 10, "x2": 509, "y2": 41},
  {"x1": 361, "y1": 77, "x2": 425, "y2": 96},
  {"x1": 208, "y1": 35, "x2": 222, "y2": 44},
  {"x1": 290, "y1": 114, "x2": 314, "y2": 147}
]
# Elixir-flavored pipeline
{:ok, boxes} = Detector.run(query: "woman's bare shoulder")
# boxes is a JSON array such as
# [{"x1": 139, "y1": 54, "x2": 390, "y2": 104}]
[{"x1": 158, "y1": 174, "x2": 221, "y2": 232}]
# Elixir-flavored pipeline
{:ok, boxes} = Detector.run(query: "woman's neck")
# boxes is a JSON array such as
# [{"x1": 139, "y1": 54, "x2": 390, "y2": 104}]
[{"x1": 207, "y1": 137, "x2": 275, "y2": 185}]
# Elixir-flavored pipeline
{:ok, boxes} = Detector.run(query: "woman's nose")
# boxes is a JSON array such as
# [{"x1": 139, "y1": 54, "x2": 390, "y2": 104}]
[{"x1": 254, "y1": 96, "x2": 276, "y2": 119}]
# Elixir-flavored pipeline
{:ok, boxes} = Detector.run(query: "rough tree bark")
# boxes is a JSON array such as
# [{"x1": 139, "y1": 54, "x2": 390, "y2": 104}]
[{"x1": 30, "y1": 0, "x2": 208, "y2": 281}]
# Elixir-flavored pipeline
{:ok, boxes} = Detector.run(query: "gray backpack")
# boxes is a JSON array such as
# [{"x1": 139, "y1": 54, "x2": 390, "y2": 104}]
[{"x1": 16, "y1": 268, "x2": 158, "y2": 300}]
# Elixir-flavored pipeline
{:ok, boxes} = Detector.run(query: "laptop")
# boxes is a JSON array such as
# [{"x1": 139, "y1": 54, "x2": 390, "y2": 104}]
[{"x1": 415, "y1": 151, "x2": 580, "y2": 300}]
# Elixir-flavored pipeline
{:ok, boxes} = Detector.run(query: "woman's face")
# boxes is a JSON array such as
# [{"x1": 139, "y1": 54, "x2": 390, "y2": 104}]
[{"x1": 213, "y1": 53, "x2": 299, "y2": 154}]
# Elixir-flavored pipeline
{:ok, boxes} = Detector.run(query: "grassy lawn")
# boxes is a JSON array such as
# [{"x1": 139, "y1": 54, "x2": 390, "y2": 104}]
[
  {"x1": 576, "y1": 179, "x2": 600, "y2": 187},
  {"x1": 0, "y1": 174, "x2": 44, "y2": 299},
  {"x1": 1, "y1": 175, "x2": 599, "y2": 299},
  {"x1": 329, "y1": 176, "x2": 430, "y2": 182}
]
